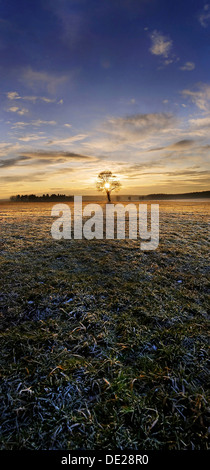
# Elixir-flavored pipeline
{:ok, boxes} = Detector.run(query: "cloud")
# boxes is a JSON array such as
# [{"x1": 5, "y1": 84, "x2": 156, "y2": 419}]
[
  {"x1": 147, "y1": 146, "x2": 164, "y2": 153},
  {"x1": 20, "y1": 67, "x2": 68, "y2": 93},
  {"x1": 187, "y1": 116, "x2": 210, "y2": 137},
  {"x1": 7, "y1": 92, "x2": 21, "y2": 100},
  {"x1": 146, "y1": 138, "x2": 210, "y2": 162},
  {"x1": 18, "y1": 151, "x2": 97, "y2": 164},
  {"x1": 161, "y1": 169, "x2": 210, "y2": 185},
  {"x1": 24, "y1": 96, "x2": 55, "y2": 103},
  {"x1": 11, "y1": 119, "x2": 57, "y2": 129},
  {"x1": 0, "y1": 142, "x2": 22, "y2": 157},
  {"x1": 0, "y1": 155, "x2": 30, "y2": 168},
  {"x1": 123, "y1": 161, "x2": 210, "y2": 185},
  {"x1": 169, "y1": 139, "x2": 195, "y2": 149},
  {"x1": 149, "y1": 30, "x2": 173, "y2": 58},
  {"x1": 47, "y1": 134, "x2": 88, "y2": 145},
  {"x1": 119, "y1": 158, "x2": 210, "y2": 187},
  {"x1": 8, "y1": 106, "x2": 19, "y2": 112},
  {"x1": 120, "y1": 160, "x2": 166, "y2": 177},
  {"x1": 64, "y1": 123, "x2": 72, "y2": 128},
  {"x1": 199, "y1": 4, "x2": 210, "y2": 27},
  {"x1": 182, "y1": 83, "x2": 210, "y2": 110},
  {"x1": 179, "y1": 61, "x2": 195, "y2": 71},
  {"x1": 103, "y1": 113, "x2": 176, "y2": 143},
  {"x1": 7, "y1": 106, "x2": 29, "y2": 115},
  {"x1": 147, "y1": 139, "x2": 195, "y2": 153},
  {"x1": 0, "y1": 171, "x2": 47, "y2": 183},
  {"x1": 189, "y1": 116, "x2": 210, "y2": 128},
  {"x1": 47, "y1": 4, "x2": 89, "y2": 49},
  {"x1": 7, "y1": 91, "x2": 56, "y2": 103},
  {"x1": 10, "y1": 121, "x2": 31, "y2": 129},
  {"x1": 18, "y1": 134, "x2": 46, "y2": 142},
  {"x1": 31, "y1": 119, "x2": 57, "y2": 127},
  {"x1": 80, "y1": 112, "x2": 179, "y2": 155},
  {"x1": 0, "y1": 151, "x2": 98, "y2": 175}
]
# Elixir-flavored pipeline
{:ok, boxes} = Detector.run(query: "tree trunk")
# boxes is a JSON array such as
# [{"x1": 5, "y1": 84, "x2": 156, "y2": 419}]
[{"x1": 106, "y1": 190, "x2": 111, "y2": 202}]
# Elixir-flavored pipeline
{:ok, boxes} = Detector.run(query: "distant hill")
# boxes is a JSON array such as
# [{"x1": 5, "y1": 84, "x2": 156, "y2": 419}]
[{"x1": 135, "y1": 190, "x2": 210, "y2": 200}]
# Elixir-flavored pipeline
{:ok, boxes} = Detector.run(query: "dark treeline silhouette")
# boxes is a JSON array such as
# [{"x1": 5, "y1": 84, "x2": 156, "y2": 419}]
[
  {"x1": 10, "y1": 194, "x2": 74, "y2": 202},
  {"x1": 116, "y1": 191, "x2": 210, "y2": 201},
  {"x1": 137, "y1": 190, "x2": 210, "y2": 200},
  {"x1": 10, "y1": 190, "x2": 210, "y2": 202}
]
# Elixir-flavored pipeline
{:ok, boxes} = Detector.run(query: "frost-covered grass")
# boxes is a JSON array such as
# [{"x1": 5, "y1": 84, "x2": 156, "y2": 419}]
[{"x1": 0, "y1": 200, "x2": 209, "y2": 450}]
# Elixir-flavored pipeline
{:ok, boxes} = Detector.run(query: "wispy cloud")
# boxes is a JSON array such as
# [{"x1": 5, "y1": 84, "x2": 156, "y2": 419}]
[
  {"x1": 198, "y1": 4, "x2": 210, "y2": 27},
  {"x1": 20, "y1": 150, "x2": 95, "y2": 159},
  {"x1": 46, "y1": 3, "x2": 89, "y2": 49},
  {"x1": 20, "y1": 67, "x2": 68, "y2": 93},
  {"x1": 0, "y1": 171, "x2": 48, "y2": 183},
  {"x1": 147, "y1": 139, "x2": 196, "y2": 152},
  {"x1": 6, "y1": 91, "x2": 56, "y2": 103},
  {"x1": 122, "y1": 160, "x2": 210, "y2": 187},
  {"x1": 182, "y1": 83, "x2": 210, "y2": 110},
  {"x1": 0, "y1": 155, "x2": 30, "y2": 168},
  {"x1": 29, "y1": 119, "x2": 57, "y2": 126},
  {"x1": 16, "y1": 151, "x2": 98, "y2": 167},
  {"x1": 103, "y1": 113, "x2": 176, "y2": 143},
  {"x1": 187, "y1": 116, "x2": 210, "y2": 137},
  {"x1": 47, "y1": 134, "x2": 88, "y2": 145},
  {"x1": 189, "y1": 116, "x2": 210, "y2": 128},
  {"x1": 179, "y1": 61, "x2": 195, "y2": 71},
  {"x1": 0, "y1": 142, "x2": 22, "y2": 157},
  {"x1": 167, "y1": 139, "x2": 195, "y2": 150},
  {"x1": 18, "y1": 134, "x2": 46, "y2": 142},
  {"x1": 11, "y1": 120, "x2": 57, "y2": 129},
  {"x1": 0, "y1": 151, "x2": 97, "y2": 172},
  {"x1": 80, "y1": 112, "x2": 178, "y2": 156}
]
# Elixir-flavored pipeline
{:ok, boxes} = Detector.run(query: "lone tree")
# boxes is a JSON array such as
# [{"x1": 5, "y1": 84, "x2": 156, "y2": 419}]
[{"x1": 96, "y1": 170, "x2": 121, "y2": 202}]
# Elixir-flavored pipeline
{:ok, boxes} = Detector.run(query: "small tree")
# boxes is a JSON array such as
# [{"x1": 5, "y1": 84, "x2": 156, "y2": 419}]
[{"x1": 96, "y1": 170, "x2": 121, "y2": 202}]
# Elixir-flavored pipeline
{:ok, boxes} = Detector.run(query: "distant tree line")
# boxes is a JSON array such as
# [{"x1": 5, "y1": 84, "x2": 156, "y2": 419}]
[
  {"x1": 10, "y1": 190, "x2": 210, "y2": 202},
  {"x1": 117, "y1": 191, "x2": 210, "y2": 200},
  {"x1": 10, "y1": 194, "x2": 74, "y2": 202},
  {"x1": 137, "y1": 191, "x2": 210, "y2": 200}
]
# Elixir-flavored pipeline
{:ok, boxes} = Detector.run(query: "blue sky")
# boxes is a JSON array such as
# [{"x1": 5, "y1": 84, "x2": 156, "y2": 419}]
[{"x1": 0, "y1": 0, "x2": 210, "y2": 197}]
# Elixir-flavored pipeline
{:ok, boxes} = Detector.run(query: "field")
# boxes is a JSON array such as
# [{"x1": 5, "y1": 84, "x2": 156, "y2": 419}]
[{"x1": 0, "y1": 200, "x2": 209, "y2": 450}]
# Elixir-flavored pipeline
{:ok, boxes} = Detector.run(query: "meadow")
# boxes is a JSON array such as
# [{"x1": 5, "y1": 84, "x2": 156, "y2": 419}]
[{"x1": 0, "y1": 200, "x2": 209, "y2": 450}]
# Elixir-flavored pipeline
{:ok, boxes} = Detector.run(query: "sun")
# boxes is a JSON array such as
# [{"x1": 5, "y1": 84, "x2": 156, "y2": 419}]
[{"x1": 104, "y1": 182, "x2": 110, "y2": 189}]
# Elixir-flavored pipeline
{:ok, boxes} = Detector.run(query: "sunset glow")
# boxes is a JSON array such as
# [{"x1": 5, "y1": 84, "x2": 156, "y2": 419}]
[{"x1": 0, "y1": 0, "x2": 210, "y2": 198}]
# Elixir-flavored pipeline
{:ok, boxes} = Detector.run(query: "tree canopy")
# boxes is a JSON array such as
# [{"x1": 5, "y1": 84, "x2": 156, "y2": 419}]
[{"x1": 96, "y1": 171, "x2": 121, "y2": 202}]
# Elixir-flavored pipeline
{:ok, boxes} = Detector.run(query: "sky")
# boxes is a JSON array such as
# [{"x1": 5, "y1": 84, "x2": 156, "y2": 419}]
[{"x1": 0, "y1": 0, "x2": 210, "y2": 198}]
